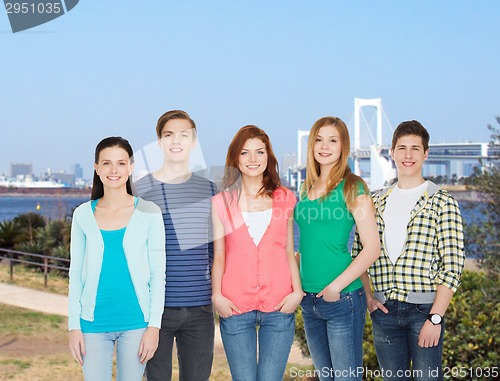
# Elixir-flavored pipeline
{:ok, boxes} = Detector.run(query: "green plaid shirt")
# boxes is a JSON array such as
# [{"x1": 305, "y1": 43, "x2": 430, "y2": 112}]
[{"x1": 352, "y1": 181, "x2": 465, "y2": 302}]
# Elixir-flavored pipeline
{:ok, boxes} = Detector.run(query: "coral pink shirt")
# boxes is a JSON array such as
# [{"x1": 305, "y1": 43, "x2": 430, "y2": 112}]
[{"x1": 212, "y1": 187, "x2": 297, "y2": 313}]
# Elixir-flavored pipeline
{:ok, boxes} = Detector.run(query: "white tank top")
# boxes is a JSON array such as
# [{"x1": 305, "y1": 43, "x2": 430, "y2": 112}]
[{"x1": 241, "y1": 208, "x2": 272, "y2": 246}]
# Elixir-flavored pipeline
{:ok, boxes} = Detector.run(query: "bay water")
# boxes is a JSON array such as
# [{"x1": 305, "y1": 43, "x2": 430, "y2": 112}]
[{"x1": 0, "y1": 196, "x2": 484, "y2": 254}]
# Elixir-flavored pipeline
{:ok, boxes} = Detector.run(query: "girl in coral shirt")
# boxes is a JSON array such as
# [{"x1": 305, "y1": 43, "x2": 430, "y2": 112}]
[{"x1": 211, "y1": 125, "x2": 303, "y2": 381}]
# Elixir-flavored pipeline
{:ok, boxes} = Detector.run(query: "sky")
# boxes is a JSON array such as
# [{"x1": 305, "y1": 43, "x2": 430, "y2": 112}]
[{"x1": 1, "y1": 0, "x2": 499, "y2": 179}]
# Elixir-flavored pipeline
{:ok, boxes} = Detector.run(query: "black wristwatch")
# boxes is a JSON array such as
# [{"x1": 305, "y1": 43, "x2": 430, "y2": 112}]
[{"x1": 427, "y1": 313, "x2": 443, "y2": 325}]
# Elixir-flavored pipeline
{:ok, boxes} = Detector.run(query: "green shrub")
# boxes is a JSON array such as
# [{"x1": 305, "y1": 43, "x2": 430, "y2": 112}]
[
  {"x1": 443, "y1": 271, "x2": 499, "y2": 377},
  {"x1": 294, "y1": 271, "x2": 499, "y2": 381},
  {"x1": 295, "y1": 308, "x2": 308, "y2": 357}
]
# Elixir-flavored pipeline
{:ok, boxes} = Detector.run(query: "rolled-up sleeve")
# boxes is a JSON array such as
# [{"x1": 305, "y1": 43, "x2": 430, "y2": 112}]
[{"x1": 435, "y1": 197, "x2": 465, "y2": 292}]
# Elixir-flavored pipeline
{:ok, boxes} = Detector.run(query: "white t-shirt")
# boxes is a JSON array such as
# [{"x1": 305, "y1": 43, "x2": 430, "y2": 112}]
[
  {"x1": 242, "y1": 208, "x2": 272, "y2": 246},
  {"x1": 383, "y1": 181, "x2": 428, "y2": 264}
]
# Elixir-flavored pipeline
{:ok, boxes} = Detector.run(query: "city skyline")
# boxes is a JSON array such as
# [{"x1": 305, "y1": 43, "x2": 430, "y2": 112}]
[
  {"x1": 1, "y1": 1, "x2": 499, "y2": 175},
  {"x1": 1, "y1": 124, "x2": 493, "y2": 181},
  {"x1": 3, "y1": 138, "x2": 491, "y2": 185}
]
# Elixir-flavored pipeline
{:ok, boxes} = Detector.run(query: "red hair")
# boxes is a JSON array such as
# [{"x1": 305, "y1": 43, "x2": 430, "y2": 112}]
[{"x1": 221, "y1": 125, "x2": 280, "y2": 197}]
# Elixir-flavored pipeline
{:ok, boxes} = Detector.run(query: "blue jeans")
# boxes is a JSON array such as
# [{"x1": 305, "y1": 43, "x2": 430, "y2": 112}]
[
  {"x1": 220, "y1": 310, "x2": 295, "y2": 381},
  {"x1": 145, "y1": 305, "x2": 214, "y2": 381},
  {"x1": 82, "y1": 328, "x2": 147, "y2": 381},
  {"x1": 300, "y1": 288, "x2": 367, "y2": 381},
  {"x1": 371, "y1": 301, "x2": 444, "y2": 381}
]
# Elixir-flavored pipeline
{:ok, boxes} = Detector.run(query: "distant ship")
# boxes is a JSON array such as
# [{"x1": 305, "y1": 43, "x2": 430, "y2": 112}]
[
  {"x1": 0, "y1": 179, "x2": 64, "y2": 188},
  {"x1": 0, "y1": 177, "x2": 90, "y2": 197}
]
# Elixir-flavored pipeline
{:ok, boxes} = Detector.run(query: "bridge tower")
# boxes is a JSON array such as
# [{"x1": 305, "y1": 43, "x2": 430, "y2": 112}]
[
  {"x1": 353, "y1": 98, "x2": 383, "y2": 174},
  {"x1": 296, "y1": 130, "x2": 310, "y2": 186},
  {"x1": 291, "y1": 98, "x2": 395, "y2": 191},
  {"x1": 353, "y1": 98, "x2": 395, "y2": 190}
]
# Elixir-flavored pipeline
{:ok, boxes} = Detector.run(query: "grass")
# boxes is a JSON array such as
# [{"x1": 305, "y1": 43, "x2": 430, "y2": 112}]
[
  {"x1": 0, "y1": 264, "x2": 315, "y2": 380},
  {"x1": 0, "y1": 359, "x2": 31, "y2": 370},
  {"x1": 0, "y1": 300, "x2": 313, "y2": 381},
  {"x1": 0, "y1": 303, "x2": 82, "y2": 381},
  {"x1": 0, "y1": 264, "x2": 68, "y2": 295},
  {"x1": 0, "y1": 304, "x2": 64, "y2": 335},
  {"x1": 0, "y1": 356, "x2": 82, "y2": 381}
]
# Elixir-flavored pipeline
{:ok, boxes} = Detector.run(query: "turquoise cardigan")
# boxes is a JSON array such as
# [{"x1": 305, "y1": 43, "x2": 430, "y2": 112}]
[{"x1": 68, "y1": 198, "x2": 166, "y2": 331}]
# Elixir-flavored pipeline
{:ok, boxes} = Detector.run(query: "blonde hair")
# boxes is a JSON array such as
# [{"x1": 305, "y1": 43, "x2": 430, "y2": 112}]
[{"x1": 302, "y1": 116, "x2": 369, "y2": 210}]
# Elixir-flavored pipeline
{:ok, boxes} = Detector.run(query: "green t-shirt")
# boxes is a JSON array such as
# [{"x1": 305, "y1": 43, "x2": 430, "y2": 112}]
[{"x1": 294, "y1": 179, "x2": 364, "y2": 293}]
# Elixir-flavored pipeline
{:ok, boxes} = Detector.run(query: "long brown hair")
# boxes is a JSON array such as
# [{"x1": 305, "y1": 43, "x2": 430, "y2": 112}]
[
  {"x1": 220, "y1": 125, "x2": 280, "y2": 197},
  {"x1": 302, "y1": 116, "x2": 368, "y2": 210}
]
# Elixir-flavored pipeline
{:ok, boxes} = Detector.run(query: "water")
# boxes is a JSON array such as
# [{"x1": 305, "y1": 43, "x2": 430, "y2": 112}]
[
  {"x1": 0, "y1": 196, "x2": 89, "y2": 222},
  {"x1": 0, "y1": 196, "x2": 484, "y2": 251}
]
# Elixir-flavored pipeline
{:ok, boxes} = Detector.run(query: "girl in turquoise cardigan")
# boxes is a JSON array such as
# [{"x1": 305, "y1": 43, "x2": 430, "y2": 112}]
[{"x1": 68, "y1": 137, "x2": 166, "y2": 381}]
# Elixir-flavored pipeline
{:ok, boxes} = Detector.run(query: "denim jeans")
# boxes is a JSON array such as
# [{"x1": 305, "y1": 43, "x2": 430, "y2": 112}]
[
  {"x1": 145, "y1": 305, "x2": 214, "y2": 381},
  {"x1": 300, "y1": 288, "x2": 367, "y2": 381},
  {"x1": 371, "y1": 301, "x2": 445, "y2": 381},
  {"x1": 219, "y1": 310, "x2": 295, "y2": 381},
  {"x1": 82, "y1": 328, "x2": 147, "y2": 381}
]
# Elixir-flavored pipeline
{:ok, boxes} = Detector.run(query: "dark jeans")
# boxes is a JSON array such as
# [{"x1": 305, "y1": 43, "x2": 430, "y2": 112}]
[
  {"x1": 145, "y1": 305, "x2": 214, "y2": 381},
  {"x1": 371, "y1": 301, "x2": 445, "y2": 381}
]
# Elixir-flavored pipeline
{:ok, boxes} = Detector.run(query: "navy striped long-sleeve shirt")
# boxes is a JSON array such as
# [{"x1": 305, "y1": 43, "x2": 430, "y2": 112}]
[{"x1": 133, "y1": 173, "x2": 216, "y2": 307}]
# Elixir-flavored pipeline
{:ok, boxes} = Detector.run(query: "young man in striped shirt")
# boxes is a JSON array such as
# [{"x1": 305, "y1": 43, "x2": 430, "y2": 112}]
[
  {"x1": 353, "y1": 120, "x2": 465, "y2": 381},
  {"x1": 134, "y1": 110, "x2": 216, "y2": 381}
]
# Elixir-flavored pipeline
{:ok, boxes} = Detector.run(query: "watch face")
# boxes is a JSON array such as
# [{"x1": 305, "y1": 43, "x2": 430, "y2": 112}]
[{"x1": 431, "y1": 314, "x2": 442, "y2": 324}]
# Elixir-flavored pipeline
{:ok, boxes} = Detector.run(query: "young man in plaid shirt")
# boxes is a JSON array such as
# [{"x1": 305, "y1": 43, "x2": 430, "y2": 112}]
[{"x1": 352, "y1": 120, "x2": 465, "y2": 381}]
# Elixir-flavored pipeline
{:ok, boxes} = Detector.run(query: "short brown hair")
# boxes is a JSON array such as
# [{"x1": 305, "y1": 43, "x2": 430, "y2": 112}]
[
  {"x1": 155, "y1": 110, "x2": 196, "y2": 139},
  {"x1": 391, "y1": 120, "x2": 430, "y2": 151}
]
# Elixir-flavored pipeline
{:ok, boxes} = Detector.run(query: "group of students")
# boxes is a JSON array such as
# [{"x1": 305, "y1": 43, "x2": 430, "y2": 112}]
[{"x1": 67, "y1": 110, "x2": 465, "y2": 381}]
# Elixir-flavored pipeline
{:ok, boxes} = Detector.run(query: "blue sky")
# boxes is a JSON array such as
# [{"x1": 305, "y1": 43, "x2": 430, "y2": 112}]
[{"x1": 1, "y1": 1, "x2": 499, "y2": 178}]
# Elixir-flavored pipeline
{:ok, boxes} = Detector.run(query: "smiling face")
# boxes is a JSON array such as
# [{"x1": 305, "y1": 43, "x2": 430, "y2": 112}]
[
  {"x1": 313, "y1": 125, "x2": 342, "y2": 171},
  {"x1": 94, "y1": 146, "x2": 133, "y2": 191},
  {"x1": 238, "y1": 138, "x2": 268, "y2": 179},
  {"x1": 158, "y1": 118, "x2": 196, "y2": 163},
  {"x1": 391, "y1": 134, "x2": 428, "y2": 179}
]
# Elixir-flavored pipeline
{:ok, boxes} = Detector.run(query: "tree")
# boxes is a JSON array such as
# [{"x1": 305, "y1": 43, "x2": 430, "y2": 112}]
[
  {"x1": 12, "y1": 213, "x2": 46, "y2": 245},
  {"x1": 36, "y1": 220, "x2": 70, "y2": 256},
  {"x1": 465, "y1": 117, "x2": 500, "y2": 277},
  {"x1": 0, "y1": 219, "x2": 23, "y2": 249},
  {"x1": 15, "y1": 218, "x2": 71, "y2": 271}
]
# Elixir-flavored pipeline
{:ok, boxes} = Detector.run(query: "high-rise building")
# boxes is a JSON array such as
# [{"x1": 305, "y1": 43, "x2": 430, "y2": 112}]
[
  {"x1": 10, "y1": 162, "x2": 32, "y2": 177},
  {"x1": 280, "y1": 153, "x2": 296, "y2": 177},
  {"x1": 51, "y1": 171, "x2": 76, "y2": 186},
  {"x1": 72, "y1": 163, "x2": 83, "y2": 179}
]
